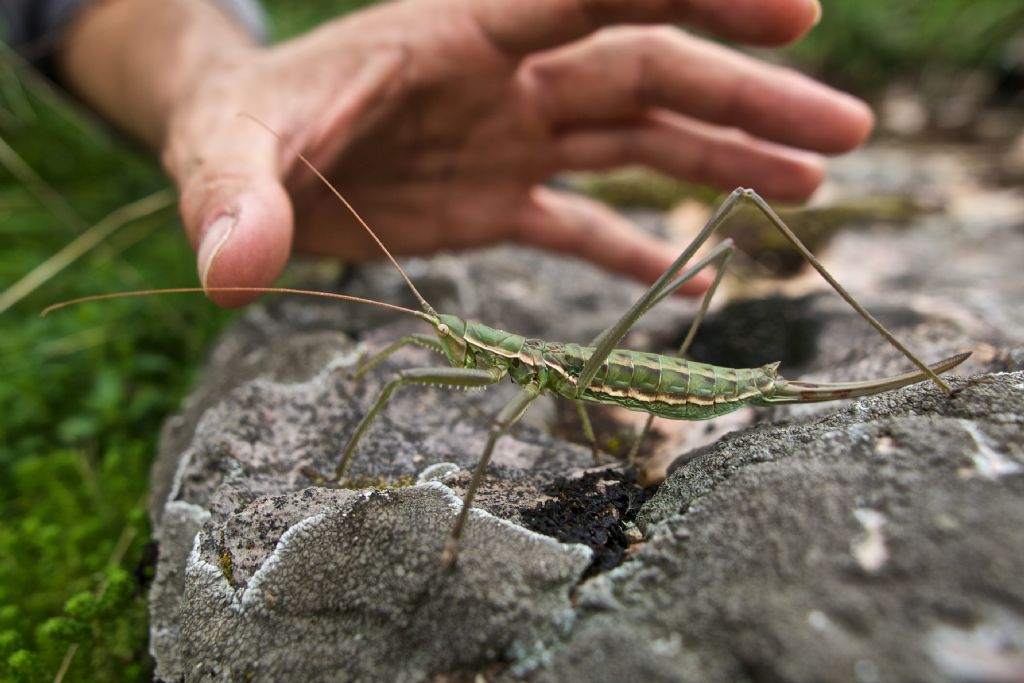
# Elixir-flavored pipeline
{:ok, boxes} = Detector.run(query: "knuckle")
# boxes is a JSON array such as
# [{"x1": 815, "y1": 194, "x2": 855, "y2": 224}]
[
  {"x1": 643, "y1": 24, "x2": 685, "y2": 48},
  {"x1": 596, "y1": 23, "x2": 680, "y2": 49},
  {"x1": 177, "y1": 168, "x2": 252, "y2": 233}
]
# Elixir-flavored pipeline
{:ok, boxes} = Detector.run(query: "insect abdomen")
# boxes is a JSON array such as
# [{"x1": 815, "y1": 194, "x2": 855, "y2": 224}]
[{"x1": 552, "y1": 348, "x2": 775, "y2": 420}]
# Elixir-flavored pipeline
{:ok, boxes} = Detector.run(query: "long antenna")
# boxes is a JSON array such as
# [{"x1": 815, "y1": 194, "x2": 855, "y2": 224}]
[
  {"x1": 240, "y1": 114, "x2": 438, "y2": 317},
  {"x1": 41, "y1": 287, "x2": 434, "y2": 321}
]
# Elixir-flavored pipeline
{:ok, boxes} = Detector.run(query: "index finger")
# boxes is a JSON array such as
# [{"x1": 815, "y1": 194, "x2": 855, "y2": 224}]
[{"x1": 469, "y1": 0, "x2": 821, "y2": 56}]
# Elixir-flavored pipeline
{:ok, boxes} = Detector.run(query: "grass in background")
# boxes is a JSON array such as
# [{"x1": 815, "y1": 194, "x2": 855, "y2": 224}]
[
  {"x1": 785, "y1": 0, "x2": 1024, "y2": 93},
  {"x1": 0, "y1": 2, "x2": 374, "y2": 679},
  {"x1": 0, "y1": 0, "x2": 1018, "y2": 680},
  {"x1": 0, "y1": 69, "x2": 232, "y2": 681}
]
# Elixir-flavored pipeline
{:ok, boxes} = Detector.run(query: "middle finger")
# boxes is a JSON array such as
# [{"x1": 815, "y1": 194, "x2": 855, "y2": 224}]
[{"x1": 523, "y1": 26, "x2": 872, "y2": 154}]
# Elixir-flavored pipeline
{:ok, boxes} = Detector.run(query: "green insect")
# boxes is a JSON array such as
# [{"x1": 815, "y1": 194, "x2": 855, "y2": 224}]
[{"x1": 46, "y1": 138, "x2": 970, "y2": 568}]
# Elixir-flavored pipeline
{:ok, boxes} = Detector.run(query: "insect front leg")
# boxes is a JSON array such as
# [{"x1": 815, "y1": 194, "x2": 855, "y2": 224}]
[
  {"x1": 307, "y1": 366, "x2": 506, "y2": 483},
  {"x1": 351, "y1": 334, "x2": 445, "y2": 380}
]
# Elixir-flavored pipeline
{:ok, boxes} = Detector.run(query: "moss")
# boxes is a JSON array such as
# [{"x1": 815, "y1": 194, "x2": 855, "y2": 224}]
[
  {"x1": 5, "y1": 650, "x2": 41, "y2": 683},
  {"x1": 0, "y1": 631, "x2": 22, "y2": 660},
  {"x1": 0, "y1": 63, "x2": 225, "y2": 683},
  {"x1": 35, "y1": 617, "x2": 86, "y2": 650},
  {"x1": 95, "y1": 569, "x2": 133, "y2": 618},
  {"x1": 62, "y1": 593, "x2": 96, "y2": 622},
  {"x1": 572, "y1": 168, "x2": 713, "y2": 210},
  {"x1": 219, "y1": 551, "x2": 235, "y2": 585}
]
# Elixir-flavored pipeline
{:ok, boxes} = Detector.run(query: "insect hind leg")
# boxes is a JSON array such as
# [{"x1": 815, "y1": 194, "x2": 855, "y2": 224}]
[
  {"x1": 735, "y1": 189, "x2": 950, "y2": 394},
  {"x1": 575, "y1": 400, "x2": 602, "y2": 465},
  {"x1": 626, "y1": 239, "x2": 736, "y2": 463}
]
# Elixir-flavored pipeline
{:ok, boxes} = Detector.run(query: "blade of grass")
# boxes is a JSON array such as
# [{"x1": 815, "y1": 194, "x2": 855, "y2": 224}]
[
  {"x1": 0, "y1": 188, "x2": 174, "y2": 313},
  {"x1": 0, "y1": 61, "x2": 37, "y2": 123},
  {"x1": 0, "y1": 134, "x2": 88, "y2": 233},
  {"x1": 0, "y1": 42, "x2": 109, "y2": 135}
]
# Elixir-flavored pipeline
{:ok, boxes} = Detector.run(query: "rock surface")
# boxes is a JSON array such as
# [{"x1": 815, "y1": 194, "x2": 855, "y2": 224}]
[{"x1": 149, "y1": 144, "x2": 1024, "y2": 682}]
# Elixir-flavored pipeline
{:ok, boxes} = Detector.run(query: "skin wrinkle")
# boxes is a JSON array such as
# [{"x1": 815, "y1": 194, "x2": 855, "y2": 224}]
[
  {"x1": 632, "y1": 40, "x2": 657, "y2": 116},
  {"x1": 729, "y1": 67, "x2": 813, "y2": 150},
  {"x1": 443, "y1": 21, "x2": 841, "y2": 223},
  {"x1": 527, "y1": 32, "x2": 720, "y2": 134},
  {"x1": 716, "y1": 64, "x2": 758, "y2": 132},
  {"x1": 518, "y1": 62, "x2": 556, "y2": 127},
  {"x1": 395, "y1": 39, "x2": 425, "y2": 182},
  {"x1": 560, "y1": 0, "x2": 607, "y2": 47},
  {"x1": 177, "y1": 171, "x2": 253, "y2": 247},
  {"x1": 675, "y1": 122, "x2": 717, "y2": 188},
  {"x1": 325, "y1": 37, "x2": 427, "y2": 187},
  {"x1": 554, "y1": 115, "x2": 821, "y2": 200},
  {"x1": 475, "y1": 0, "x2": 779, "y2": 57},
  {"x1": 466, "y1": 4, "x2": 530, "y2": 58},
  {"x1": 299, "y1": 52, "x2": 408, "y2": 175},
  {"x1": 523, "y1": 43, "x2": 576, "y2": 124},
  {"x1": 432, "y1": 109, "x2": 509, "y2": 247},
  {"x1": 630, "y1": 27, "x2": 681, "y2": 114}
]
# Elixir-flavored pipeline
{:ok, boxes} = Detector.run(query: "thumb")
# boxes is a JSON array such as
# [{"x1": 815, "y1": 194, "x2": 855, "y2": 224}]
[{"x1": 170, "y1": 128, "x2": 293, "y2": 308}]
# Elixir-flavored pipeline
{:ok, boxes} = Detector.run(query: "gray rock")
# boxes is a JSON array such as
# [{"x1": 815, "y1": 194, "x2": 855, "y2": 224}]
[
  {"x1": 148, "y1": 326, "x2": 597, "y2": 682},
  {"x1": 149, "y1": 145, "x2": 1024, "y2": 682},
  {"x1": 177, "y1": 484, "x2": 590, "y2": 683},
  {"x1": 537, "y1": 372, "x2": 1024, "y2": 683}
]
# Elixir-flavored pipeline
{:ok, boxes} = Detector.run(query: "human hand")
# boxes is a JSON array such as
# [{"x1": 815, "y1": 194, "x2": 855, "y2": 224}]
[{"x1": 159, "y1": 0, "x2": 872, "y2": 306}]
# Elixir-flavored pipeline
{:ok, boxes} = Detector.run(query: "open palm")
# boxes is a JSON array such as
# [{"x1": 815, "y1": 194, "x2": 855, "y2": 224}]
[{"x1": 162, "y1": 0, "x2": 872, "y2": 305}]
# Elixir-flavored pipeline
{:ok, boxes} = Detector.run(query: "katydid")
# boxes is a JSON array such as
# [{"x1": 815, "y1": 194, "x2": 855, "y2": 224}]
[{"x1": 44, "y1": 139, "x2": 970, "y2": 568}]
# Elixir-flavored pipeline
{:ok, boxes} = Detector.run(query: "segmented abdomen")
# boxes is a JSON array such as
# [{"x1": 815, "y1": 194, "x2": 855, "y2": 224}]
[{"x1": 546, "y1": 345, "x2": 775, "y2": 420}]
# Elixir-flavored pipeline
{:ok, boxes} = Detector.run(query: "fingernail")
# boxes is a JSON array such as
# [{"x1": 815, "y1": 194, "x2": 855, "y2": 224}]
[
  {"x1": 197, "y1": 213, "x2": 236, "y2": 290},
  {"x1": 809, "y1": 0, "x2": 822, "y2": 25}
]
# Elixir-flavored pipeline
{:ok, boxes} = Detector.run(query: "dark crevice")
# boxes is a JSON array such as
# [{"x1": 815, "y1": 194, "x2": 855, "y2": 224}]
[
  {"x1": 671, "y1": 294, "x2": 824, "y2": 370},
  {"x1": 519, "y1": 469, "x2": 653, "y2": 578}
]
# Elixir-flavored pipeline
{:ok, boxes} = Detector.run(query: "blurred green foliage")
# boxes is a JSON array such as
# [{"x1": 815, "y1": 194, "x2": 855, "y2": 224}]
[
  {"x1": 265, "y1": 0, "x2": 374, "y2": 39},
  {"x1": 1, "y1": 0, "x2": 1020, "y2": 681},
  {"x1": 0, "y1": 1, "x2": 379, "y2": 680},
  {"x1": 785, "y1": 0, "x2": 1024, "y2": 92},
  {"x1": 0, "y1": 58, "x2": 230, "y2": 683}
]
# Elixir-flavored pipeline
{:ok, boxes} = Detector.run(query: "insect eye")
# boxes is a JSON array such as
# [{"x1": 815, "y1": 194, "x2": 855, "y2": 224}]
[{"x1": 438, "y1": 324, "x2": 449, "y2": 335}]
